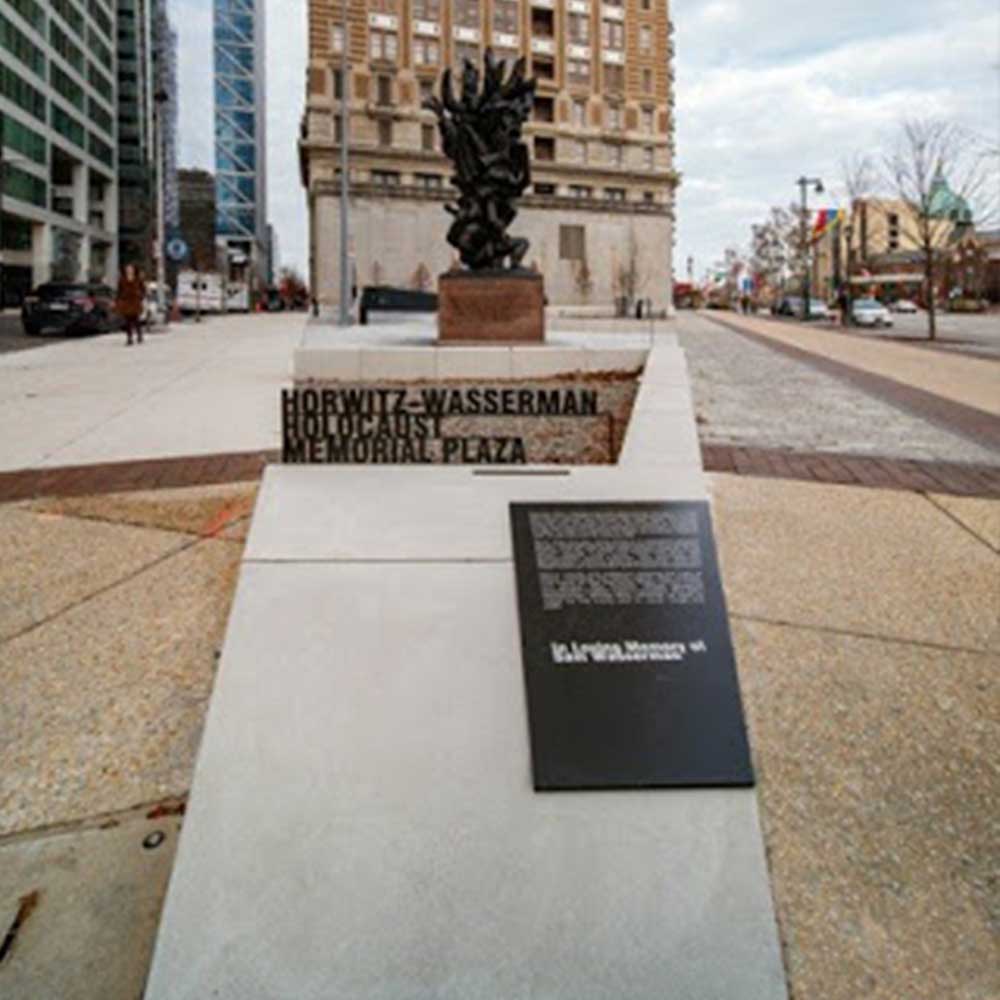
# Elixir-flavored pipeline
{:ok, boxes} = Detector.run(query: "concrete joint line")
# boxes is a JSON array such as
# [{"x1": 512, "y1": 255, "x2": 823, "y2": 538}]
[
  {"x1": 730, "y1": 611, "x2": 996, "y2": 658},
  {"x1": 0, "y1": 535, "x2": 209, "y2": 649},
  {"x1": 921, "y1": 493, "x2": 1000, "y2": 556}
]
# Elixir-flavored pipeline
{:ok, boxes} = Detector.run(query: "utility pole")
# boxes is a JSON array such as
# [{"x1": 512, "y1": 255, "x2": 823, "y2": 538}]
[
  {"x1": 338, "y1": 2, "x2": 351, "y2": 326},
  {"x1": 797, "y1": 175, "x2": 823, "y2": 321}
]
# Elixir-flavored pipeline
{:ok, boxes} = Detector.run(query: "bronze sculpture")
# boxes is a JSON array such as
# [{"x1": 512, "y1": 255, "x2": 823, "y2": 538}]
[{"x1": 423, "y1": 49, "x2": 537, "y2": 271}]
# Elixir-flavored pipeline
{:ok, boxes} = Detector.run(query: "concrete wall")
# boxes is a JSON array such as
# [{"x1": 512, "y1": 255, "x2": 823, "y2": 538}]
[{"x1": 313, "y1": 193, "x2": 673, "y2": 315}]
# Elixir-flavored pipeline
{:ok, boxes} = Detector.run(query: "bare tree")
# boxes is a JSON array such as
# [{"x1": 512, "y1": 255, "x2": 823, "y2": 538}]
[
  {"x1": 573, "y1": 254, "x2": 594, "y2": 300},
  {"x1": 613, "y1": 225, "x2": 647, "y2": 315},
  {"x1": 883, "y1": 119, "x2": 998, "y2": 340},
  {"x1": 838, "y1": 154, "x2": 875, "y2": 319},
  {"x1": 750, "y1": 205, "x2": 800, "y2": 298}
]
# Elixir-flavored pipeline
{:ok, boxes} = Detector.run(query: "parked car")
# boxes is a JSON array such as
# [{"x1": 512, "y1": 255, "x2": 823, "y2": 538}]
[
  {"x1": 890, "y1": 298, "x2": 919, "y2": 313},
  {"x1": 851, "y1": 298, "x2": 893, "y2": 327},
  {"x1": 804, "y1": 299, "x2": 830, "y2": 320},
  {"x1": 21, "y1": 282, "x2": 123, "y2": 336},
  {"x1": 774, "y1": 296, "x2": 802, "y2": 317},
  {"x1": 142, "y1": 283, "x2": 172, "y2": 327}
]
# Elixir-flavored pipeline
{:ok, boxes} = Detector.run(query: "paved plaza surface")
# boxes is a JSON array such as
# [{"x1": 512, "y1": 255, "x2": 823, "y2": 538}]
[{"x1": 1, "y1": 311, "x2": 998, "y2": 998}]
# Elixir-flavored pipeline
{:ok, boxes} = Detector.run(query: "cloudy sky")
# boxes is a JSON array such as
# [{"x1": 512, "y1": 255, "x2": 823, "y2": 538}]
[{"x1": 174, "y1": 0, "x2": 999, "y2": 282}]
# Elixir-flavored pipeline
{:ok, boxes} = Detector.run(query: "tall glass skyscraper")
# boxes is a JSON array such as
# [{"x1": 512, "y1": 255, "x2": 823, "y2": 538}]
[{"x1": 213, "y1": 0, "x2": 267, "y2": 283}]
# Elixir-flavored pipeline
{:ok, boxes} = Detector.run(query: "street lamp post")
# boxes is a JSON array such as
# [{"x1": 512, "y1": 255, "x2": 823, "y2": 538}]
[
  {"x1": 797, "y1": 175, "x2": 823, "y2": 321},
  {"x1": 154, "y1": 89, "x2": 169, "y2": 325},
  {"x1": 337, "y1": 3, "x2": 351, "y2": 327}
]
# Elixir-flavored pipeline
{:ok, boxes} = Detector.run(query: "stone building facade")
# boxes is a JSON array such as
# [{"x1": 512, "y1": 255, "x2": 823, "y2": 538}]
[{"x1": 301, "y1": 0, "x2": 678, "y2": 315}]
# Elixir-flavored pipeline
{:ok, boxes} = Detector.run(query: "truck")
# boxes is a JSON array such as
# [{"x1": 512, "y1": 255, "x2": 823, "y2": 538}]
[{"x1": 176, "y1": 271, "x2": 250, "y2": 314}]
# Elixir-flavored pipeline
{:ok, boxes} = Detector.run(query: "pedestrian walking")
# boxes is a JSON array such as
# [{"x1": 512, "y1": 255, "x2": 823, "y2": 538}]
[{"x1": 116, "y1": 263, "x2": 146, "y2": 346}]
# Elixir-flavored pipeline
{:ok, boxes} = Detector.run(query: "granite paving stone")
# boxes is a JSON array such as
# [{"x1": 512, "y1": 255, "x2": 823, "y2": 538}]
[
  {"x1": 0, "y1": 538, "x2": 241, "y2": 837},
  {"x1": 0, "y1": 508, "x2": 190, "y2": 642},
  {"x1": 676, "y1": 314, "x2": 999, "y2": 464},
  {"x1": 709, "y1": 473, "x2": 1000, "y2": 652},
  {"x1": 731, "y1": 617, "x2": 999, "y2": 1000}
]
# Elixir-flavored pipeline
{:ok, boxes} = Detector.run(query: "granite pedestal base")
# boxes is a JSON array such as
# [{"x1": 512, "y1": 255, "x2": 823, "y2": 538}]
[{"x1": 438, "y1": 270, "x2": 544, "y2": 343}]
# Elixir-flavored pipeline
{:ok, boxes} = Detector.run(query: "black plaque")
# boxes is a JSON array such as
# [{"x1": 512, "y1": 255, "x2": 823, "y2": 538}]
[{"x1": 510, "y1": 501, "x2": 754, "y2": 790}]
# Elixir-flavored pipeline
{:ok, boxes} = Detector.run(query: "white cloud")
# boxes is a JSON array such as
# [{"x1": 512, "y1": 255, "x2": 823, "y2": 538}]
[
  {"x1": 673, "y1": 1, "x2": 1000, "y2": 278},
  {"x1": 173, "y1": 0, "x2": 1000, "y2": 284}
]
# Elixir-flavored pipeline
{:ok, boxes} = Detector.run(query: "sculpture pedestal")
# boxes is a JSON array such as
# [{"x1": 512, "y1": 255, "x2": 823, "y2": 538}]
[{"x1": 438, "y1": 270, "x2": 545, "y2": 343}]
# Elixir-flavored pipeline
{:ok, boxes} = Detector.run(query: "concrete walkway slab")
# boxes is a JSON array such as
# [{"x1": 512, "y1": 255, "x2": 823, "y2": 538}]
[
  {"x1": 709, "y1": 474, "x2": 1000, "y2": 653},
  {"x1": 0, "y1": 808, "x2": 181, "y2": 1000},
  {"x1": 146, "y1": 561, "x2": 786, "y2": 1000},
  {"x1": 928, "y1": 493, "x2": 1000, "y2": 552},
  {"x1": 0, "y1": 507, "x2": 189, "y2": 642},
  {"x1": 244, "y1": 464, "x2": 706, "y2": 563},
  {"x1": 0, "y1": 538, "x2": 240, "y2": 837},
  {"x1": 0, "y1": 315, "x2": 301, "y2": 473},
  {"x1": 732, "y1": 616, "x2": 999, "y2": 1000}
]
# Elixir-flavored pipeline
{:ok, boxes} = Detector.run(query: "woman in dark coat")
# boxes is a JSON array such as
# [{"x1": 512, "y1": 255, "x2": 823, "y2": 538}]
[{"x1": 116, "y1": 264, "x2": 146, "y2": 345}]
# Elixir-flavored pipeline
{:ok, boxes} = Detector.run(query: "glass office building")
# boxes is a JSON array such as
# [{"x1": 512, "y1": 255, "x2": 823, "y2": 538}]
[
  {"x1": 213, "y1": 0, "x2": 267, "y2": 284},
  {"x1": 0, "y1": 0, "x2": 119, "y2": 302}
]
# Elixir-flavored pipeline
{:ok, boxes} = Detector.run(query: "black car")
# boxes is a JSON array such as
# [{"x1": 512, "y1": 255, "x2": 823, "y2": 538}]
[
  {"x1": 22, "y1": 282, "x2": 123, "y2": 336},
  {"x1": 359, "y1": 285, "x2": 437, "y2": 325}
]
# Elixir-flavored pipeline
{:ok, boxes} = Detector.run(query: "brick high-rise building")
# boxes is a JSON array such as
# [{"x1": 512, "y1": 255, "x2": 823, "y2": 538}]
[{"x1": 301, "y1": 0, "x2": 677, "y2": 314}]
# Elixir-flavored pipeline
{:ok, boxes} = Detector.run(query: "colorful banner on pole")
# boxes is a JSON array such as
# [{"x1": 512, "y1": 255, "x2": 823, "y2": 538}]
[{"x1": 812, "y1": 208, "x2": 845, "y2": 242}]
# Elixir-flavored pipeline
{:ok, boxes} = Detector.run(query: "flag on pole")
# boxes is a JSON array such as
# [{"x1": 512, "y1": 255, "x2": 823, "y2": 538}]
[{"x1": 812, "y1": 208, "x2": 845, "y2": 241}]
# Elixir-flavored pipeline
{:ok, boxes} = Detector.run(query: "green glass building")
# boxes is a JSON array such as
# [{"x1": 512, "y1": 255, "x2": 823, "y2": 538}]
[{"x1": 0, "y1": 0, "x2": 118, "y2": 303}]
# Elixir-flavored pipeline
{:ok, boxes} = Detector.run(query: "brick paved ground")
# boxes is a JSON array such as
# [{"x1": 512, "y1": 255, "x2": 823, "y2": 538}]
[{"x1": 0, "y1": 445, "x2": 997, "y2": 502}]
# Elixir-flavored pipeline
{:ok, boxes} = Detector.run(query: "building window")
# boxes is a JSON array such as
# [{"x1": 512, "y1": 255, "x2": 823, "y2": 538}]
[
  {"x1": 415, "y1": 173, "x2": 443, "y2": 189},
  {"x1": 642, "y1": 68, "x2": 652, "y2": 93},
  {"x1": 641, "y1": 107, "x2": 654, "y2": 133},
  {"x1": 569, "y1": 184, "x2": 592, "y2": 199},
  {"x1": 412, "y1": 0, "x2": 441, "y2": 17},
  {"x1": 604, "y1": 64, "x2": 624, "y2": 92},
  {"x1": 641, "y1": 0, "x2": 651, "y2": 8},
  {"x1": 370, "y1": 29, "x2": 398, "y2": 62},
  {"x1": 414, "y1": 37, "x2": 440, "y2": 65},
  {"x1": 377, "y1": 119, "x2": 393, "y2": 146},
  {"x1": 531, "y1": 8, "x2": 554, "y2": 37},
  {"x1": 533, "y1": 57, "x2": 554, "y2": 81},
  {"x1": 606, "y1": 105, "x2": 622, "y2": 130},
  {"x1": 534, "y1": 136, "x2": 555, "y2": 161},
  {"x1": 887, "y1": 212, "x2": 900, "y2": 251},
  {"x1": 422, "y1": 123, "x2": 435, "y2": 150},
  {"x1": 568, "y1": 58, "x2": 590, "y2": 85},
  {"x1": 493, "y1": 0, "x2": 519, "y2": 34},
  {"x1": 334, "y1": 116, "x2": 343, "y2": 142},
  {"x1": 643, "y1": 146, "x2": 654, "y2": 169},
  {"x1": 377, "y1": 75, "x2": 392, "y2": 105},
  {"x1": 606, "y1": 188, "x2": 626, "y2": 202},
  {"x1": 371, "y1": 170, "x2": 400, "y2": 186},
  {"x1": 455, "y1": 42, "x2": 479, "y2": 67},
  {"x1": 331, "y1": 24, "x2": 345, "y2": 53},
  {"x1": 639, "y1": 25, "x2": 652, "y2": 54},
  {"x1": 560, "y1": 224, "x2": 586, "y2": 260},
  {"x1": 534, "y1": 182, "x2": 555, "y2": 195},
  {"x1": 419, "y1": 77, "x2": 435, "y2": 103},
  {"x1": 601, "y1": 20, "x2": 624, "y2": 50},
  {"x1": 568, "y1": 12, "x2": 589, "y2": 44},
  {"x1": 607, "y1": 143, "x2": 622, "y2": 166},
  {"x1": 333, "y1": 68, "x2": 345, "y2": 99},
  {"x1": 572, "y1": 99, "x2": 586, "y2": 127},
  {"x1": 454, "y1": 0, "x2": 480, "y2": 29},
  {"x1": 643, "y1": 190, "x2": 655, "y2": 203},
  {"x1": 534, "y1": 95, "x2": 555, "y2": 122}
]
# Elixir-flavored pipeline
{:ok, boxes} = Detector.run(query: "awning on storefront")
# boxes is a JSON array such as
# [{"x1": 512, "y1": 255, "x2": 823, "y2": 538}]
[{"x1": 849, "y1": 273, "x2": 923, "y2": 285}]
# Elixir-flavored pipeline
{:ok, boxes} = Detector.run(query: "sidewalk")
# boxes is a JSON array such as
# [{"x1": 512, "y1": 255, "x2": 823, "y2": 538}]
[
  {"x1": 710, "y1": 312, "x2": 1000, "y2": 419},
  {"x1": 1, "y1": 472, "x2": 996, "y2": 999},
  {"x1": 0, "y1": 313, "x2": 301, "y2": 473}
]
